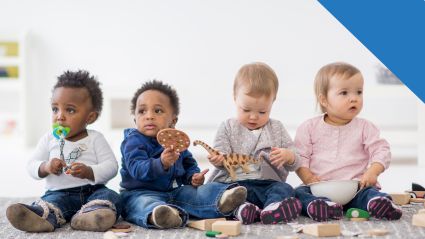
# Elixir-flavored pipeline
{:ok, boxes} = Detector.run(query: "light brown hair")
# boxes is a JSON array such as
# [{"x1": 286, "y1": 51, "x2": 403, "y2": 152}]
[
  {"x1": 233, "y1": 62, "x2": 279, "y2": 100},
  {"x1": 314, "y1": 62, "x2": 361, "y2": 112}
]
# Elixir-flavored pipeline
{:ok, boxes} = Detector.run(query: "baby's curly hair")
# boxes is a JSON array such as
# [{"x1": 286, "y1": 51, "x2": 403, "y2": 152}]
[
  {"x1": 131, "y1": 80, "x2": 180, "y2": 116},
  {"x1": 53, "y1": 70, "x2": 103, "y2": 114}
]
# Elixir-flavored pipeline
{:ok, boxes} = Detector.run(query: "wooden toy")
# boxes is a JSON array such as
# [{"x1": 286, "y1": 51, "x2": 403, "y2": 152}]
[
  {"x1": 367, "y1": 228, "x2": 389, "y2": 236},
  {"x1": 390, "y1": 193, "x2": 411, "y2": 205},
  {"x1": 350, "y1": 217, "x2": 368, "y2": 222},
  {"x1": 413, "y1": 213, "x2": 425, "y2": 227},
  {"x1": 211, "y1": 220, "x2": 241, "y2": 236},
  {"x1": 157, "y1": 128, "x2": 190, "y2": 152},
  {"x1": 193, "y1": 140, "x2": 263, "y2": 181},
  {"x1": 187, "y1": 218, "x2": 226, "y2": 231},
  {"x1": 405, "y1": 182, "x2": 425, "y2": 199},
  {"x1": 275, "y1": 235, "x2": 300, "y2": 239},
  {"x1": 205, "y1": 231, "x2": 222, "y2": 237},
  {"x1": 215, "y1": 234, "x2": 229, "y2": 239},
  {"x1": 345, "y1": 208, "x2": 370, "y2": 219},
  {"x1": 302, "y1": 223, "x2": 341, "y2": 237},
  {"x1": 410, "y1": 198, "x2": 425, "y2": 203}
]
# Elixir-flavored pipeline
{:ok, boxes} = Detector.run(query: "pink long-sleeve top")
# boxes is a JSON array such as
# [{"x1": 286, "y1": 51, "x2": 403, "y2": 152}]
[{"x1": 294, "y1": 115, "x2": 391, "y2": 182}]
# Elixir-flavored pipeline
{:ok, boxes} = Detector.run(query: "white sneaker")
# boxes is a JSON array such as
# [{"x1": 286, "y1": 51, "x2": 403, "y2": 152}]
[
  {"x1": 150, "y1": 205, "x2": 182, "y2": 229},
  {"x1": 218, "y1": 186, "x2": 247, "y2": 214}
]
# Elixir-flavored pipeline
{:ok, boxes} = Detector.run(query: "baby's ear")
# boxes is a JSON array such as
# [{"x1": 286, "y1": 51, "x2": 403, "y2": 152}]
[
  {"x1": 170, "y1": 116, "x2": 178, "y2": 128},
  {"x1": 318, "y1": 94, "x2": 327, "y2": 107},
  {"x1": 86, "y1": 111, "x2": 98, "y2": 125}
]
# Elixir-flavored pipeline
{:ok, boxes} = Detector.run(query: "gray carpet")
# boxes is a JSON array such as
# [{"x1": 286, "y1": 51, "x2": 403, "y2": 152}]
[{"x1": 1, "y1": 198, "x2": 425, "y2": 239}]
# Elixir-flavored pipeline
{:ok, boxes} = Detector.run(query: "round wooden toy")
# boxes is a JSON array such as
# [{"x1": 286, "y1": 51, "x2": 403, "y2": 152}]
[{"x1": 157, "y1": 128, "x2": 190, "y2": 152}]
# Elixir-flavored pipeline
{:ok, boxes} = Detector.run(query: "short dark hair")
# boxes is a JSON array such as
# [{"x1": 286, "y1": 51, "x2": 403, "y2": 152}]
[
  {"x1": 131, "y1": 80, "x2": 180, "y2": 115},
  {"x1": 53, "y1": 70, "x2": 103, "y2": 114}
]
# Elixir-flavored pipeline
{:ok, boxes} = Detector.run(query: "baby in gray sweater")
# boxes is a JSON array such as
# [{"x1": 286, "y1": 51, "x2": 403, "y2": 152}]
[{"x1": 207, "y1": 62, "x2": 301, "y2": 225}]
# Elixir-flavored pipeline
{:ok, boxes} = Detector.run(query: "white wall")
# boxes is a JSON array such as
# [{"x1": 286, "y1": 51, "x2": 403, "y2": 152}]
[{"x1": 2, "y1": 0, "x2": 418, "y2": 142}]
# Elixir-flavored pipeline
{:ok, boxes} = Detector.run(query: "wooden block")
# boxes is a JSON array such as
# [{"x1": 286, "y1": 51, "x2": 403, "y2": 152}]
[
  {"x1": 187, "y1": 218, "x2": 226, "y2": 231},
  {"x1": 367, "y1": 228, "x2": 389, "y2": 236},
  {"x1": 211, "y1": 221, "x2": 241, "y2": 236},
  {"x1": 390, "y1": 193, "x2": 411, "y2": 205},
  {"x1": 412, "y1": 213, "x2": 425, "y2": 227},
  {"x1": 302, "y1": 223, "x2": 340, "y2": 237},
  {"x1": 410, "y1": 198, "x2": 425, "y2": 203}
]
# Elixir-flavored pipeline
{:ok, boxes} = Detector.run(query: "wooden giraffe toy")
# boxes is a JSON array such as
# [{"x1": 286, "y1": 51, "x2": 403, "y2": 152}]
[{"x1": 193, "y1": 140, "x2": 263, "y2": 181}]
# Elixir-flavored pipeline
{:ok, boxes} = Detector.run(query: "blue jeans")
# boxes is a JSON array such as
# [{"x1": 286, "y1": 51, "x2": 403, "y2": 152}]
[
  {"x1": 237, "y1": 179, "x2": 295, "y2": 209},
  {"x1": 39, "y1": 184, "x2": 121, "y2": 221},
  {"x1": 295, "y1": 185, "x2": 388, "y2": 215},
  {"x1": 121, "y1": 182, "x2": 236, "y2": 228}
]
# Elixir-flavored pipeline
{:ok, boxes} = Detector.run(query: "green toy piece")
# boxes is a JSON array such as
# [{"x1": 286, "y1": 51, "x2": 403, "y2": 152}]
[
  {"x1": 206, "y1": 230, "x2": 222, "y2": 237},
  {"x1": 346, "y1": 208, "x2": 370, "y2": 219}
]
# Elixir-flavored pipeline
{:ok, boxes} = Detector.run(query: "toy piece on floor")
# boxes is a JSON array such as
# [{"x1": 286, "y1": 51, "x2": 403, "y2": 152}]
[
  {"x1": 413, "y1": 213, "x2": 425, "y2": 227},
  {"x1": 410, "y1": 198, "x2": 425, "y2": 204},
  {"x1": 206, "y1": 230, "x2": 222, "y2": 237},
  {"x1": 406, "y1": 183, "x2": 425, "y2": 199},
  {"x1": 211, "y1": 220, "x2": 241, "y2": 236},
  {"x1": 275, "y1": 235, "x2": 300, "y2": 239},
  {"x1": 187, "y1": 218, "x2": 226, "y2": 231},
  {"x1": 412, "y1": 182, "x2": 425, "y2": 191},
  {"x1": 103, "y1": 231, "x2": 118, "y2": 239},
  {"x1": 157, "y1": 128, "x2": 190, "y2": 152},
  {"x1": 345, "y1": 208, "x2": 369, "y2": 221},
  {"x1": 193, "y1": 140, "x2": 263, "y2": 181},
  {"x1": 390, "y1": 193, "x2": 411, "y2": 205},
  {"x1": 302, "y1": 223, "x2": 340, "y2": 237},
  {"x1": 109, "y1": 222, "x2": 133, "y2": 233},
  {"x1": 367, "y1": 228, "x2": 389, "y2": 236}
]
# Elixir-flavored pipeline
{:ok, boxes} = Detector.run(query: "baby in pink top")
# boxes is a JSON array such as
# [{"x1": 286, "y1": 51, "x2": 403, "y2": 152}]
[{"x1": 294, "y1": 62, "x2": 402, "y2": 222}]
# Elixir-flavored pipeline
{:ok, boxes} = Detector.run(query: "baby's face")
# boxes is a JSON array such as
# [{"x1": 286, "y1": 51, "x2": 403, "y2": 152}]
[
  {"x1": 234, "y1": 88, "x2": 274, "y2": 130},
  {"x1": 321, "y1": 73, "x2": 364, "y2": 125},
  {"x1": 51, "y1": 87, "x2": 97, "y2": 141},
  {"x1": 134, "y1": 90, "x2": 177, "y2": 138}
]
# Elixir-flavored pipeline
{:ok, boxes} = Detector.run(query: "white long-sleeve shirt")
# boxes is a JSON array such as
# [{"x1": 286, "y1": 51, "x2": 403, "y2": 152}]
[{"x1": 27, "y1": 129, "x2": 118, "y2": 191}]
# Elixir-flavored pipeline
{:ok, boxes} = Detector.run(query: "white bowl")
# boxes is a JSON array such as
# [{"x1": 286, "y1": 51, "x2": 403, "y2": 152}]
[{"x1": 309, "y1": 180, "x2": 359, "y2": 205}]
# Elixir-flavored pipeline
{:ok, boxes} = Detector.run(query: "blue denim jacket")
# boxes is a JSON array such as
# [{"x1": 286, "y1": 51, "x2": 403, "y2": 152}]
[{"x1": 120, "y1": 128, "x2": 200, "y2": 191}]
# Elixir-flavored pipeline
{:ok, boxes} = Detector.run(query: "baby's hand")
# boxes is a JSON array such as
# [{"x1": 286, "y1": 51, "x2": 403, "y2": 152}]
[
  {"x1": 207, "y1": 154, "x2": 224, "y2": 167},
  {"x1": 269, "y1": 147, "x2": 295, "y2": 169},
  {"x1": 191, "y1": 169, "x2": 209, "y2": 187},
  {"x1": 161, "y1": 146, "x2": 180, "y2": 170},
  {"x1": 360, "y1": 170, "x2": 378, "y2": 189},
  {"x1": 44, "y1": 158, "x2": 66, "y2": 175},
  {"x1": 68, "y1": 162, "x2": 94, "y2": 180}
]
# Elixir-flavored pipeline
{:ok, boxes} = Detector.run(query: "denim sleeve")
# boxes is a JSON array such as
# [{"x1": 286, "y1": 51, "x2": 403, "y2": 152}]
[
  {"x1": 181, "y1": 150, "x2": 200, "y2": 185},
  {"x1": 121, "y1": 135, "x2": 172, "y2": 182}
]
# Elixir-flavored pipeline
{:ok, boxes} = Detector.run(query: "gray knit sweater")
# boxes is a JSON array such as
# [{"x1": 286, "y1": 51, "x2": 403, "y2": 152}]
[{"x1": 207, "y1": 118, "x2": 301, "y2": 183}]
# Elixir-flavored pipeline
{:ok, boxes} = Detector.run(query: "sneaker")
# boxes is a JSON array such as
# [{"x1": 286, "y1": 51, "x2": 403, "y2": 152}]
[
  {"x1": 260, "y1": 197, "x2": 302, "y2": 224},
  {"x1": 149, "y1": 205, "x2": 182, "y2": 229},
  {"x1": 234, "y1": 202, "x2": 260, "y2": 224},
  {"x1": 367, "y1": 196, "x2": 402, "y2": 220},
  {"x1": 6, "y1": 203, "x2": 58, "y2": 232},
  {"x1": 218, "y1": 186, "x2": 247, "y2": 214},
  {"x1": 71, "y1": 203, "x2": 116, "y2": 232},
  {"x1": 306, "y1": 199, "x2": 343, "y2": 222}
]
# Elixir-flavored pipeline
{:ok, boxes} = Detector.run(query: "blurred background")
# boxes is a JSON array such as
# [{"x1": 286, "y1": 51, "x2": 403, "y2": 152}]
[{"x1": 0, "y1": 0, "x2": 423, "y2": 197}]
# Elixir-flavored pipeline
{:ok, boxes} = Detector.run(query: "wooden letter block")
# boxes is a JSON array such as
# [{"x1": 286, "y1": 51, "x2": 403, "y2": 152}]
[
  {"x1": 187, "y1": 218, "x2": 226, "y2": 231},
  {"x1": 211, "y1": 221, "x2": 241, "y2": 236},
  {"x1": 302, "y1": 223, "x2": 340, "y2": 237},
  {"x1": 390, "y1": 193, "x2": 411, "y2": 205},
  {"x1": 412, "y1": 214, "x2": 425, "y2": 227}
]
